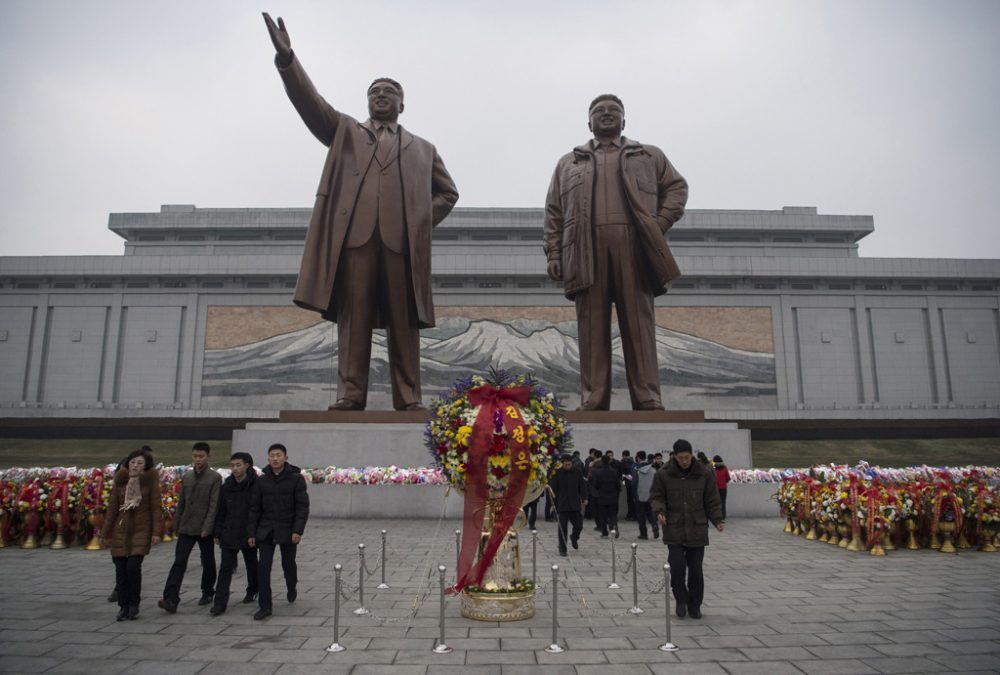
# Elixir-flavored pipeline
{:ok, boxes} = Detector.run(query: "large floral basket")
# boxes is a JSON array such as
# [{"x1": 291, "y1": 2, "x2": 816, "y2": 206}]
[{"x1": 425, "y1": 369, "x2": 571, "y2": 595}]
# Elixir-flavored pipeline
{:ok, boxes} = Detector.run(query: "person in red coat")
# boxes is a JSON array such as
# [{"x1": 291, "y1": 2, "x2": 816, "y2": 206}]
[{"x1": 713, "y1": 455, "x2": 731, "y2": 520}]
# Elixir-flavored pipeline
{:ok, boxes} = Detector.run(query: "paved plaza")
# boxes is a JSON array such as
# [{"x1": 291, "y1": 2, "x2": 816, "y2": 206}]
[{"x1": 1, "y1": 516, "x2": 998, "y2": 675}]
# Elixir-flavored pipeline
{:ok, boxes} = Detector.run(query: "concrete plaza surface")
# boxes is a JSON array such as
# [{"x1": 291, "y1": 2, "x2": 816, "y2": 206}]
[{"x1": 1, "y1": 517, "x2": 998, "y2": 675}]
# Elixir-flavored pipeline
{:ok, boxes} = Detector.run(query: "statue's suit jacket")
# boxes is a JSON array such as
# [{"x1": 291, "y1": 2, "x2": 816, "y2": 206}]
[
  {"x1": 278, "y1": 54, "x2": 459, "y2": 328},
  {"x1": 543, "y1": 137, "x2": 687, "y2": 299}
]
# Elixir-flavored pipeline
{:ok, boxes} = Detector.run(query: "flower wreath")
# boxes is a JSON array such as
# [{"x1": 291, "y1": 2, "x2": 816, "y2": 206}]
[
  {"x1": 424, "y1": 369, "x2": 571, "y2": 499},
  {"x1": 425, "y1": 369, "x2": 572, "y2": 591}
]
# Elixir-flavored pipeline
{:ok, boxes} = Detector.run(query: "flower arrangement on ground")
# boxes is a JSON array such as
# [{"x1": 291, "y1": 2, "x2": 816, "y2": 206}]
[
  {"x1": 775, "y1": 463, "x2": 1000, "y2": 554},
  {"x1": 425, "y1": 368, "x2": 572, "y2": 600},
  {"x1": 465, "y1": 578, "x2": 535, "y2": 594},
  {"x1": 425, "y1": 369, "x2": 570, "y2": 499}
]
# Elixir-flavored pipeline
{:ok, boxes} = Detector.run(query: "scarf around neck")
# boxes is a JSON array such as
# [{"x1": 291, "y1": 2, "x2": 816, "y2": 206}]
[{"x1": 122, "y1": 472, "x2": 142, "y2": 510}]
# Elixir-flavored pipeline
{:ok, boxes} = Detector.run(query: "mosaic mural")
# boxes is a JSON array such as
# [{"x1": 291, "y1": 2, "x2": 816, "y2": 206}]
[{"x1": 201, "y1": 306, "x2": 777, "y2": 410}]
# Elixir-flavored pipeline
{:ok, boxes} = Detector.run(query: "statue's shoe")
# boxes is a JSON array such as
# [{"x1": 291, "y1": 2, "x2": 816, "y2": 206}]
[{"x1": 329, "y1": 399, "x2": 364, "y2": 411}]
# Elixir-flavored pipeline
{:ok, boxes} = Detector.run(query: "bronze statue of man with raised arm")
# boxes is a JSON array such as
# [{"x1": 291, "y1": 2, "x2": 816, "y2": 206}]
[
  {"x1": 263, "y1": 13, "x2": 459, "y2": 411},
  {"x1": 544, "y1": 95, "x2": 688, "y2": 411}
]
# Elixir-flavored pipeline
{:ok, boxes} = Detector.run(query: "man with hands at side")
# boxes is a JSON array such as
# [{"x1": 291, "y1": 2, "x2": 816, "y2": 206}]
[{"x1": 649, "y1": 439, "x2": 724, "y2": 620}]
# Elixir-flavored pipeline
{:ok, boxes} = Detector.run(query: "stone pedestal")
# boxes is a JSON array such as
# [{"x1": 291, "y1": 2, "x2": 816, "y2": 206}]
[
  {"x1": 233, "y1": 409, "x2": 751, "y2": 469},
  {"x1": 231, "y1": 409, "x2": 754, "y2": 518}
]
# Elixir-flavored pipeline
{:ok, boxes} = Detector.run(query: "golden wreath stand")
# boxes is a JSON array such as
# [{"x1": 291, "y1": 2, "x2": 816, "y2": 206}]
[{"x1": 460, "y1": 490, "x2": 539, "y2": 622}]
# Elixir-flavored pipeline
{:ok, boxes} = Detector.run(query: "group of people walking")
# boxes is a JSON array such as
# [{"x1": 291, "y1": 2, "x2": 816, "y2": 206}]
[
  {"x1": 548, "y1": 440, "x2": 729, "y2": 619},
  {"x1": 100, "y1": 442, "x2": 309, "y2": 622},
  {"x1": 101, "y1": 437, "x2": 731, "y2": 622}
]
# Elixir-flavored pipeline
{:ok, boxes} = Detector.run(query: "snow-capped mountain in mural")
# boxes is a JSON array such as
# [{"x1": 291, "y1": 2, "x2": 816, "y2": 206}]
[{"x1": 201, "y1": 316, "x2": 775, "y2": 409}]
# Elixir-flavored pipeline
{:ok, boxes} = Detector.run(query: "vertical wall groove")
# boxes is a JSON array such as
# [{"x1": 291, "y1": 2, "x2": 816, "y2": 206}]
[
  {"x1": 112, "y1": 307, "x2": 129, "y2": 403},
  {"x1": 36, "y1": 306, "x2": 53, "y2": 402},
  {"x1": 850, "y1": 308, "x2": 864, "y2": 404},
  {"x1": 938, "y1": 307, "x2": 953, "y2": 402},
  {"x1": 174, "y1": 306, "x2": 187, "y2": 404},
  {"x1": 994, "y1": 308, "x2": 1000, "y2": 372},
  {"x1": 21, "y1": 306, "x2": 38, "y2": 401},
  {"x1": 97, "y1": 306, "x2": 112, "y2": 401},
  {"x1": 791, "y1": 307, "x2": 804, "y2": 405},
  {"x1": 923, "y1": 308, "x2": 939, "y2": 403},
  {"x1": 866, "y1": 307, "x2": 880, "y2": 403}
]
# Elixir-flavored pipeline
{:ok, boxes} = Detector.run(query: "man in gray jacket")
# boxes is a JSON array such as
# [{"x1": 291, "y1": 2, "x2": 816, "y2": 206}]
[
  {"x1": 650, "y1": 440, "x2": 724, "y2": 620},
  {"x1": 634, "y1": 450, "x2": 661, "y2": 540},
  {"x1": 159, "y1": 442, "x2": 222, "y2": 612}
]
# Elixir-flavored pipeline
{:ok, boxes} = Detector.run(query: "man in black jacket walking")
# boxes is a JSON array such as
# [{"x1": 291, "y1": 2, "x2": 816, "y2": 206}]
[
  {"x1": 248, "y1": 444, "x2": 310, "y2": 620},
  {"x1": 650, "y1": 439, "x2": 724, "y2": 620},
  {"x1": 591, "y1": 455, "x2": 622, "y2": 538},
  {"x1": 210, "y1": 452, "x2": 259, "y2": 616},
  {"x1": 550, "y1": 453, "x2": 588, "y2": 556}
]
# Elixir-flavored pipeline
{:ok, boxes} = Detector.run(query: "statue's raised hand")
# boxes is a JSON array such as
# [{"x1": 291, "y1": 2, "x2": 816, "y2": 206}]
[{"x1": 263, "y1": 12, "x2": 292, "y2": 63}]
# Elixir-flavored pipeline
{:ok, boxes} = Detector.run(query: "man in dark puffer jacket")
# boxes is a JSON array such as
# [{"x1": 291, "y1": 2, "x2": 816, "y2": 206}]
[
  {"x1": 649, "y1": 439, "x2": 724, "y2": 620},
  {"x1": 210, "y1": 452, "x2": 260, "y2": 616},
  {"x1": 248, "y1": 443, "x2": 309, "y2": 620}
]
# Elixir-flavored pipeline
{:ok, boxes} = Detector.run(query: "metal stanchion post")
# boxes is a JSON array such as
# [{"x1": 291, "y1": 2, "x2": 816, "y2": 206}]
[
  {"x1": 353, "y1": 543, "x2": 369, "y2": 615},
  {"x1": 531, "y1": 529, "x2": 537, "y2": 585},
  {"x1": 377, "y1": 529, "x2": 389, "y2": 589},
  {"x1": 628, "y1": 542, "x2": 643, "y2": 614},
  {"x1": 608, "y1": 530, "x2": 621, "y2": 589},
  {"x1": 544, "y1": 564, "x2": 564, "y2": 653},
  {"x1": 432, "y1": 565, "x2": 453, "y2": 654},
  {"x1": 658, "y1": 563, "x2": 678, "y2": 652},
  {"x1": 326, "y1": 564, "x2": 346, "y2": 653},
  {"x1": 454, "y1": 529, "x2": 461, "y2": 583}
]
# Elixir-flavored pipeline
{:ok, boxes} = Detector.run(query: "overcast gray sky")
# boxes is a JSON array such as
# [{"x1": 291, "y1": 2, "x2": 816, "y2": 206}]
[{"x1": 2, "y1": 0, "x2": 999, "y2": 260}]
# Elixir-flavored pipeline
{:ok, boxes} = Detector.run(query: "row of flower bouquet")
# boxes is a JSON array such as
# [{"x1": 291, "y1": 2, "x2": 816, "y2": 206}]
[
  {"x1": 0, "y1": 464, "x2": 448, "y2": 550},
  {"x1": 776, "y1": 463, "x2": 999, "y2": 555}
]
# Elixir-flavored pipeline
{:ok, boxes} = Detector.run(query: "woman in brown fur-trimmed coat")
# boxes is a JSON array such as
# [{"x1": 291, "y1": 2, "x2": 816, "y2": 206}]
[{"x1": 101, "y1": 447, "x2": 162, "y2": 621}]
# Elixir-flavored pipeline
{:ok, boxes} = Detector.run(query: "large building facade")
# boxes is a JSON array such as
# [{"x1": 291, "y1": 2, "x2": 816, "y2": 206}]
[{"x1": 2, "y1": 204, "x2": 999, "y2": 421}]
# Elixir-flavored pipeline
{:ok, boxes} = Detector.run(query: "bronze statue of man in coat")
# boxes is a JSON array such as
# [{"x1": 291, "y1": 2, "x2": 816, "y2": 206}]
[
  {"x1": 544, "y1": 95, "x2": 688, "y2": 410},
  {"x1": 263, "y1": 13, "x2": 459, "y2": 411}
]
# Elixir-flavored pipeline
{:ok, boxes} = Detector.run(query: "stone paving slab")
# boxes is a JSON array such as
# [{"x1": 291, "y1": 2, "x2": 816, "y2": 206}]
[{"x1": 0, "y1": 517, "x2": 999, "y2": 674}]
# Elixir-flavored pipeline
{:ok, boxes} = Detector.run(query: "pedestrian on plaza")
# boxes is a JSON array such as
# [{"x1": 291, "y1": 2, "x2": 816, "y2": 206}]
[
  {"x1": 550, "y1": 453, "x2": 588, "y2": 556},
  {"x1": 106, "y1": 454, "x2": 131, "y2": 605},
  {"x1": 248, "y1": 443, "x2": 310, "y2": 620},
  {"x1": 696, "y1": 451, "x2": 716, "y2": 480},
  {"x1": 633, "y1": 451, "x2": 660, "y2": 540},
  {"x1": 713, "y1": 454, "x2": 731, "y2": 520},
  {"x1": 621, "y1": 450, "x2": 637, "y2": 520},
  {"x1": 603, "y1": 449, "x2": 621, "y2": 473},
  {"x1": 591, "y1": 455, "x2": 621, "y2": 538},
  {"x1": 101, "y1": 447, "x2": 162, "y2": 621},
  {"x1": 523, "y1": 494, "x2": 540, "y2": 530},
  {"x1": 583, "y1": 448, "x2": 601, "y2": 521},
  {"x1": 210, "y1": 452, "x2": 260, "y2": 616},
  {"x1": 542, "y1": 485, "x2": 555, "y2": 522},
  {"x1": 650, "y1": 439, "x2": 724, "y2": 620},
  {"x1": 159, "y1": 442, "x2": 222, "y2": 613}
]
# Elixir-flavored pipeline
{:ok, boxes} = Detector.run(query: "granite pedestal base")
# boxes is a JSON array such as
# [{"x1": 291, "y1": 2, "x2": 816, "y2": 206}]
[
  {"x1": 232, "y1": 411, "x2": 754, "y2": 518},
  {"x1": 232, "y1": 415, "x2": 751, "y2": 469},
  {"x1": 296, "y1": 482, "x2": 777, "y2": 518}
]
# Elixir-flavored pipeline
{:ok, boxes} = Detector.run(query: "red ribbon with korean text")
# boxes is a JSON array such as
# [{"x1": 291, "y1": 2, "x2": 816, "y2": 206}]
[
  {"x1": 452, "y1": 385, "x2": 533, "y2": 592},
  {"x1": 46, "y1": 478, "x2": 70, "y2": 526},
  {"x1": 974, "y1": 484, "x2": 988, "y2": 538},
  {"x1": 862, "y1": 484, "x2": 881, "y2": 548},
  {"x1": 848, "y1": 475, "x2": 862, "y2": 540},
  {"x1": 799, "y1": 478, "x2": 814, "y2": 522}
]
